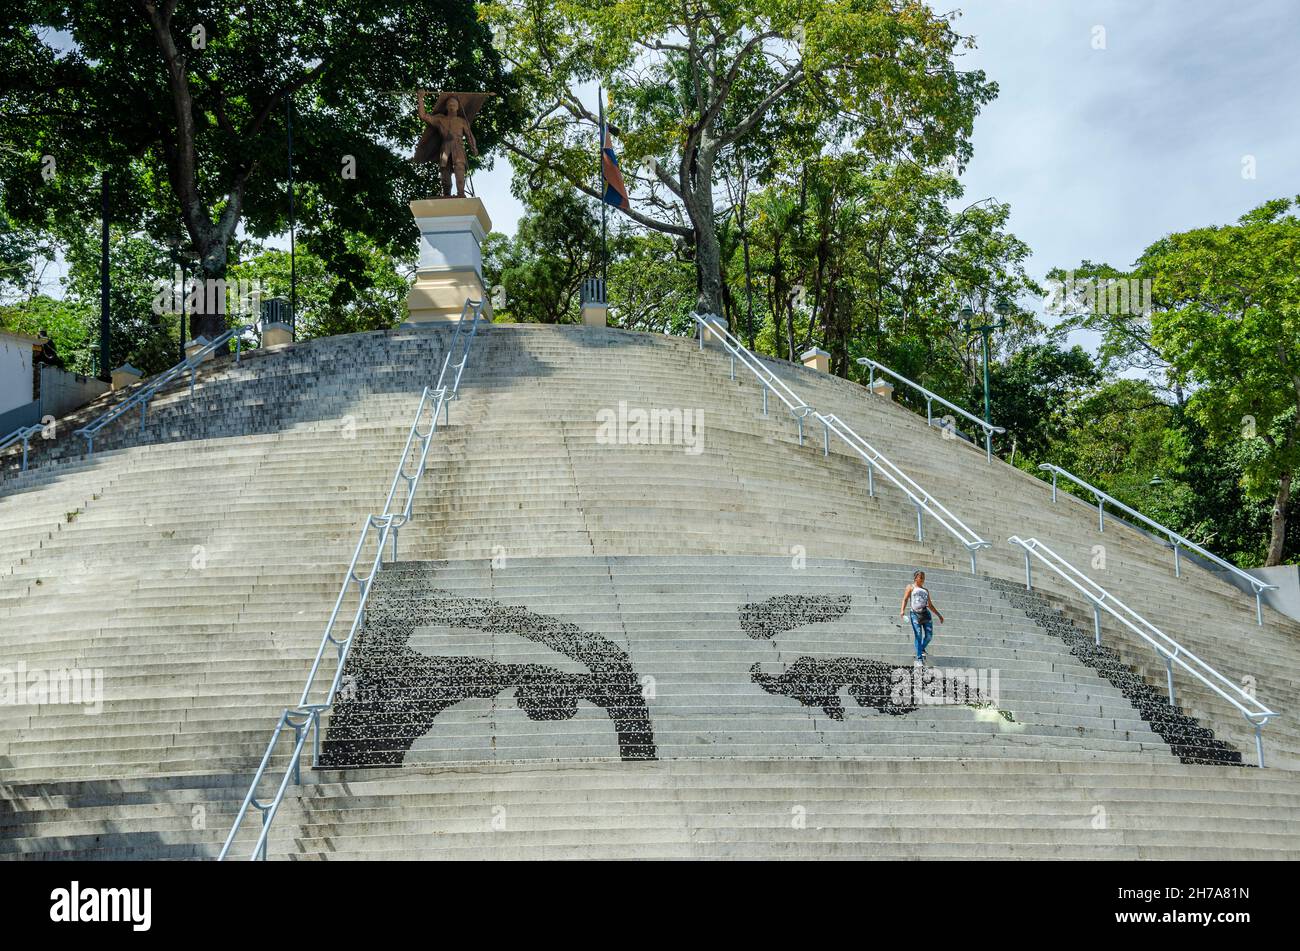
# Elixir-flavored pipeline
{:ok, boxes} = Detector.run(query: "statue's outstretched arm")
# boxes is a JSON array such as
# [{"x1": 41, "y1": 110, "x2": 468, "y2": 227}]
[{"x1": 417, "y1": 91, "x2": 435, "y2": 125}]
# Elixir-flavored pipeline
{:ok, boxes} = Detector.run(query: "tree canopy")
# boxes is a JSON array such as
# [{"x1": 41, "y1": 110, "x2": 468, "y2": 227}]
[{"x1": 1, "y1": 0, "x2": 516, "y2": 340}]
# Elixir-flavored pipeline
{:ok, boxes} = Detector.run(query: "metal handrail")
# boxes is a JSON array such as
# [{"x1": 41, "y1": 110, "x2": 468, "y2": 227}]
[
  {"x1": 693, "y1": 314, "x2": 990, "y2": 572},
  {"x1": 1038, "y1": 463, "x2": 1277, "y2": 625},
  {"x1": 218, "y1": 299, "x2": 485, "y2": 861},
  {"x1": 696, "y1": 314, "x2": 817, "y2": 441},
  {"x1": 0, "y1": 423, "x2": 46, "y2": 472},
  {"x1": 74, "y1": 325, "x2": 252, "y2": 455},
  {"x1": 1007, "y1": 535, "x2": 1278, "y2": 767},
  {"x1": 856, "y1": 357, "x2": 1005, "y2": 463},
  {"x1": 819, "y1": 412, "x2": 991, "y2": 572}
]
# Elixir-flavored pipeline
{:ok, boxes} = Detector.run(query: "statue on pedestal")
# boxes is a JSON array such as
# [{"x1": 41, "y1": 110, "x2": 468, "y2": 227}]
[{"x1": 413, "y1": 90, "x2": 489, "y2": 198}]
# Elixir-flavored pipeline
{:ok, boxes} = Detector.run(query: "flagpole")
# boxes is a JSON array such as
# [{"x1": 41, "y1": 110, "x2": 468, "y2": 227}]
[{"x1": 599, "y1": 87, "x2": 607, "y2": 289}]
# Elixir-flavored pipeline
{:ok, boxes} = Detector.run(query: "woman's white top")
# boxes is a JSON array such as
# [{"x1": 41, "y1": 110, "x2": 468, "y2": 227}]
[{"x1": 910, "y1": 586, "x2": 930, "y2": 612}]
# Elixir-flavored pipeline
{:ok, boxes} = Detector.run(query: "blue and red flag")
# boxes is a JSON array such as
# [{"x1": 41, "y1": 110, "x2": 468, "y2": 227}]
[{"x1": 601, "y1": 121, "x2": 629, "y2": 210}]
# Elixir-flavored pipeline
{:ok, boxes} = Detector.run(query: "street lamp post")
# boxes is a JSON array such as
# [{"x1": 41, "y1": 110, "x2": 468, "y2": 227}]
[
  {"x1": 960, "y1": 299, "x2": 1011, "y2": 426},
  {"x1": 99, "y1": 171, "x2": 110, "y2": 382}
]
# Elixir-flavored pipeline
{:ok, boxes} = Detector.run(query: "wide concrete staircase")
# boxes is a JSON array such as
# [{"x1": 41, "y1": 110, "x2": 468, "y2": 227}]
[{"x1": 1, "y1": 323, "x2": 1297, "y2": 860}]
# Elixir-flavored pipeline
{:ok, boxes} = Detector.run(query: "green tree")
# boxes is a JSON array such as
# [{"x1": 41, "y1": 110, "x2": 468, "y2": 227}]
[
  {"x1": 483, "y1": 187, "x2": 601, "y2": 324},
  {"x1": 1045, "y1": 259, "x2": 1182, "y2": 404},
  {"x1": 230, "y1": 235, "x2": 411, "y2": 341},
  {"x1": 984, "y1": 341, "x2": 1100, "y2": 465},
  {"x1": 1142, "y1": 197, "x2": 1300, "y2": 565},
  {"x1": 1, "y1": 1, "x2": 513, "y2": 341},
  {"x1": 487, "y1": 0, "x2": 995, "y2": 315}
]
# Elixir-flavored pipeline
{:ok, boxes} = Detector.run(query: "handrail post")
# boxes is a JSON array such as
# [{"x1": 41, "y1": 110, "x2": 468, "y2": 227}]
[
  {"x1": 1254, "y1": 722, "x2": 1265, "y2": 768},
  {"x1": 290, "y1": 719, "x2": 304, "y2": 785},
  {"x1": 729, "y1": 354, "x2": 735, "y2": 380},
  {"x1": 914, "y1": 503, "x2": 923, "y2": 542},
  {"x1": 969, "y1": 547, "x2": 977, "y2": 575},
  {"x1": 1097, "y1": 496, "x2": 1105, "y2": 532},
  {"x1": 1172, "y1": 541, "x2": 1181, "y2": 578},
  {"x1": 1255, "y1": 589, "x2": 1264, "y2": 626},
  {"x1": 796, "y1": 413, "x2": 804, "y2": 446},
  {"x1": 311, "y1": 710, "x2": 323, "y2": 769},
  {"x1": 1164, "y1": 653, "x2": 1176, "y2": 705},
  {"x1": 984, "y1": 429, "x2": 992, "y2": 464},
  {"x1": 925, "y1": 397, "x2": 932, "y2": 426},
  {"x1": 1050, "y1": 470, "x2": 1058, "y2": 502},
  {"x1": 761, "y1": 386, "x2": 768, "y2": 417},
  {"x1": 1023, "y1": 548, "x2": 1032, "y2": 589},
  {"x1": 866, "y1": 460, "x2": 874, "y2": 497},
  {"x1": 822, "y1": 421, "x2": 829, "y2": 457},
  {"x1": 1093, "y1": 604, "x2": 1102, "y2": 645}
]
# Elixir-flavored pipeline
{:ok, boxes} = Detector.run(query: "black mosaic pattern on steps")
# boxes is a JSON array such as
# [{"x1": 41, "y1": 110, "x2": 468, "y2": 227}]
[
  {"x1": 0, "y1": 329, "x2": 460, "y2": 484},
  {"x1": 988, "y1": 577, "x2": 1244, "y2": 766},
  {"x1": 739, "y1": 593, "x2": 852, "y2": 639},
  {"x1": 319, "y1": 572, "x2": 656, "y2": 767},
  {"x1": 740, "y1": 594, "x2": 1008, "y2": 721}
]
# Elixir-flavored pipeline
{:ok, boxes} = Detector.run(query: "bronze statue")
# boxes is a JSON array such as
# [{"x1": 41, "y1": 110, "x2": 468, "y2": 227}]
[{"x1": 413, "y1": 90, "x2": 488, "y2": 198}]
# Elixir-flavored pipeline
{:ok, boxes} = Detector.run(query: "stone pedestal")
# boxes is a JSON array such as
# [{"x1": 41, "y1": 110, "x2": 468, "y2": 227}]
[
  {"x1": 581, "y1": 302, "x2": 609, "y2": 328},
  {"x1": 406, "y1": 197, "x2": 495, "y2": 323},
  {"x1": 111, "y1": 364, "x2": 142, "y2": 391},
  {"x1": 262, "y1": 321, "x2": 293, "y2": 347},
  {"x1": 185, "y1": 336, "x2": 211, "y2": 365},
  {"x1": 869, "y1": 378, "x2": 895, "y2": 401},
  {"x1": 801, "y1": 348, "x2": 830, "y2": 373},
  {"x1": 700, "y1": 315, "x2": 730, "y2": 346}
]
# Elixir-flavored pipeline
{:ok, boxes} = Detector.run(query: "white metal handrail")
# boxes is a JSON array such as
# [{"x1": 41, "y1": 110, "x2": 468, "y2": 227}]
[
  {"x1": 1039, "y1": 463, "x2": 1277, "y2": 625},
  {"x1": 819, "y1": 412, "x2": 991, "y2": 571},
  {"x1": 856, "y1": 356, "x2": 1005, "y2": 463},
  {"x1": 74, "y1": 324, "x2": 253, "y2": 455},
  {"x1": 0, "y1": 423, "x2": 46, "y2": 472},
  {"x1": 693, "y1": 314, "x2": 990, "y2": 572},
  {"x1": 696, "y1": 315, "x2": 817, "y2": 440},
  {"x1": 1008, "y1": 535, "x2": 1278, "y2": 767},
  {"x1": 218, "y1": 299, "x2": 485, "y2": 861}
]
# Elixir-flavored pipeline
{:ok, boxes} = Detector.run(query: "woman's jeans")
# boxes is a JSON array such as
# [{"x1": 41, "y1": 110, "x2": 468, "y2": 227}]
[{"x1": 909, "y1": 610, "x2": 933, "y2": 659}]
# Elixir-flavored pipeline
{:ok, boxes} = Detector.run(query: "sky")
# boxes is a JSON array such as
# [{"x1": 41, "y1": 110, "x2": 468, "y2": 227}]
[
  {"x1": 950, "y1": 0, "x2": 1300, "y2": 291},
  {"x1": 480, "y1": 0, "x2": 1300, "y2": 341}
]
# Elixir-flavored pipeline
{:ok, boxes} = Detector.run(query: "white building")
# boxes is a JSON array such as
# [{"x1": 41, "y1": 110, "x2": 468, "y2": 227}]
[{"x1": 0, "y1": 328, "x2": 41, "y2": 431}]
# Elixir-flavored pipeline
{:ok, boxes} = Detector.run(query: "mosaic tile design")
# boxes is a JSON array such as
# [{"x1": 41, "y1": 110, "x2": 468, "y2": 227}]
[
  {"x1": 738, "y1": 593, "x2": 852, "y2": 640},
  {"x1": 320, "y1": 589, "x2": 656, "y2": 767},
  {"x1": 741, "y1": 594, "x2": 1006, "y2": 721},
  {"x1": 751, "y1": 656, "x2": 919, "y2": 719},
  {"x1": 989, "y1": 577, "x2": 1243, "y2": 765}
]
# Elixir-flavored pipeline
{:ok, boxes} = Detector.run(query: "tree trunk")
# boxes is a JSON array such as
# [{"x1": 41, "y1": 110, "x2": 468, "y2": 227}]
[
  {"x1": 738, "y1": 182, "x2": 756, "y2": 350},
  {"x1": 689, "y1": 184, "x2": 723, "y2": 316},
  {"x1": 1266, "y1": 469, "x2": 1292, "y2": 566},
  {"x1": 189, "y1": 240, "x2": 230, "y2": 343}
]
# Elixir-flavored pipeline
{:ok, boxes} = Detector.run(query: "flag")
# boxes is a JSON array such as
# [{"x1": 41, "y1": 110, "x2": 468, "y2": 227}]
[{"x1": 601, "y1": 121, "x2": 629, "y2": 210}]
